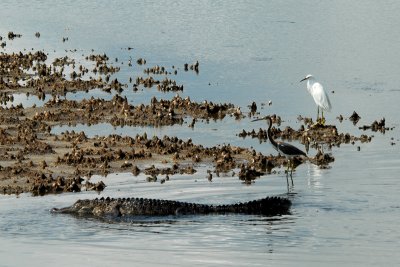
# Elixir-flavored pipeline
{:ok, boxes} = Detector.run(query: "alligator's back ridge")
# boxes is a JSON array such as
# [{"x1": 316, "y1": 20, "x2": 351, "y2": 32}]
[{"x1": 51, "y1": 196, "x2": 291, "y2": 219}]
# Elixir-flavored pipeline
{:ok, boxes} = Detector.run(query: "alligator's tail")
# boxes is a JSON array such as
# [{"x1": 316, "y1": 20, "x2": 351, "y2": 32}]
[{"x1": 214, "y1": 196, "x2": 291, "y2": 216}]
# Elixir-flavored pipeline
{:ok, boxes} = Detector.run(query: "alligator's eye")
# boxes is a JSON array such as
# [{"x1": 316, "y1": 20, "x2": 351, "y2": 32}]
[{"x1": 73, "y1": 200, "x2": 82, "y2": 208}]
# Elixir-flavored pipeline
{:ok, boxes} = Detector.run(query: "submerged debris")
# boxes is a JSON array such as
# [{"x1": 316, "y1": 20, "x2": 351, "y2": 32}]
[
  {"x1": 359, "y1": 118, "x2": 390, "y2": 133},
  {"x1": 239, "y1": 120, "x2": 372, "y2": 148},
  {"x1": 136, "y1": 58, "x2": 146, "y2": 65},
  {"x1": 8, "y1": 31, "x2": 22, "y2": 40},
  {"x1": 309, "y1": 151, "x2": 335, "y2": 168},
  {"x1": 349, "y1": 111, "x2": 361, "y2": 125}
]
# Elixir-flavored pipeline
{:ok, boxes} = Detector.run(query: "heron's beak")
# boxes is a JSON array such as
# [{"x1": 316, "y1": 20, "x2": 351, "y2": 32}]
[
  {"x1": 300, "y1": 77, "x2": 307, "y2": 82},
  {"x1": 251, "y1": 117, "x2": 266, "y2": 122}
]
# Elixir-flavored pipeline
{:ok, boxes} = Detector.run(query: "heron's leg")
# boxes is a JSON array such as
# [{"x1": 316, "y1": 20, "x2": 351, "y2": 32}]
[
  {"x1": 286, "y1": 172, "x2": 289, "y2": 189},
  {"x1": 285, "y1": 164, "x2": 290, "y2": 190},
  {"x1": 285, "y1": 160, "x2": 290, "y2": 174},
  {"x1": 289, "y1": 160, "x2": 294, "y2": 185},
  {"x1": 321, "y1": 109, "x2": 325, "y2": 125},
  {"x1": 284, "y1": 160, "x2": 290, "y2": 189}
]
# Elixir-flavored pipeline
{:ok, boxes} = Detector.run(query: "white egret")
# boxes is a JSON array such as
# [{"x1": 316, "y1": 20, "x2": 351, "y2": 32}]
[
  {"x1": 300, "y1": 74, "x2": 331, "y2": 125},
  {"x1": 252, "y1": 116, "x2": 307, "y2": 184}
]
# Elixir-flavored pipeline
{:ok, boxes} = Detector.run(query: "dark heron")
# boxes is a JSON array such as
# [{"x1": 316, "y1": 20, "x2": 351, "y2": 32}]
[{"x1": 252, "y1": 116, "x2": 307, "y2": 183}]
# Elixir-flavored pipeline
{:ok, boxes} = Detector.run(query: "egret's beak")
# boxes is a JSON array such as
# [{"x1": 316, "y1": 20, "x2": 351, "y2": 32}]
[{"x1": 300, "y1": 77, "x2": 307, "y2": 82}]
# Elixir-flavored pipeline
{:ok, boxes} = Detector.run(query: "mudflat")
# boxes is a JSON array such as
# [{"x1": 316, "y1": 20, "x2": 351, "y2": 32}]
[{"x1": 0, "y1": 33, "x2": 381, "y2": 196}]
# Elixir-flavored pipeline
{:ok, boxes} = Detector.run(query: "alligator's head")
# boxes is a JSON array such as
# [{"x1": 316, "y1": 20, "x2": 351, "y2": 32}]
[
  {"x1": 51, "y1": 199, "x2": 92, "y2": 214},
  {"x1": 51, "y1": 198, "x2": 121, "y2": 217}
]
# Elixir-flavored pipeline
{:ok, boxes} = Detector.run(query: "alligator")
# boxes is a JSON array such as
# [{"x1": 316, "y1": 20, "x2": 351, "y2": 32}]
[{"x1": 51, "y1": 196, "x2": 291, "y2": 219}]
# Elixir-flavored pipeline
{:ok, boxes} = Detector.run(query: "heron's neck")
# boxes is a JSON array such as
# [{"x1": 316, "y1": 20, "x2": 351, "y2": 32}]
[{"x1": 267, "y1": 121, "x2": 278, "y2": 149}]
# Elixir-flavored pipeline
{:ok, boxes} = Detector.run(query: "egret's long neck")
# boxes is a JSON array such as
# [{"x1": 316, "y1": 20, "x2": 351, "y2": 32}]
[{"x1": 306, "y1": 77, "x2": 316, "y2": 94}]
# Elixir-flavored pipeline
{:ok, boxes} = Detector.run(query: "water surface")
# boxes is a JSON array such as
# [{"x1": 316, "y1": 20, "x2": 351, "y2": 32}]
[{"x1": 1, "y1": 1, "x2": 400, "y2": 266}]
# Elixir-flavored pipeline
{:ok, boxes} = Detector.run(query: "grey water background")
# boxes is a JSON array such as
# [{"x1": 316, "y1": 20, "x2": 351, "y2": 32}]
[{"x1": 1, "y1": 1, "x2": 400, "y2": 266}]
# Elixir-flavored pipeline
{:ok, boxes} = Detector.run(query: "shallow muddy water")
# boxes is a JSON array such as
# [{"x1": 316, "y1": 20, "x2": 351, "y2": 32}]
[{"x1": 1, "y1": 1, "x2": 400, "y2": 266}]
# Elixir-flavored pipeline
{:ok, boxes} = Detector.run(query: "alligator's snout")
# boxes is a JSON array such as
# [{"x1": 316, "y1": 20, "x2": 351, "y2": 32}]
[
  {"x1": 51, "y1": 207, "x2": 68, "y2": 213},
  {"x1": 51, "y1": 208, "x2": 60, "y2": 213}
]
